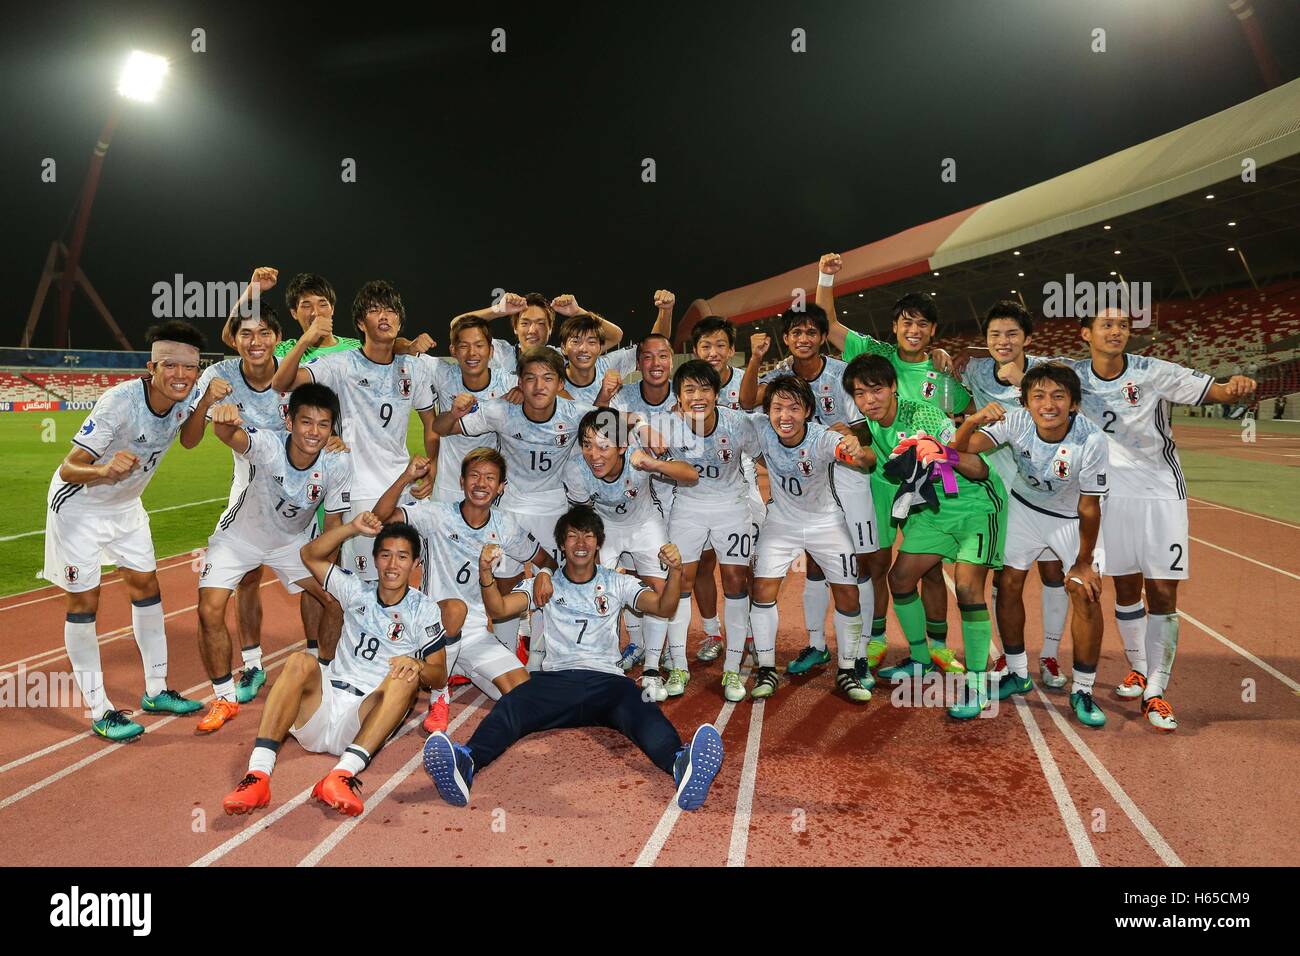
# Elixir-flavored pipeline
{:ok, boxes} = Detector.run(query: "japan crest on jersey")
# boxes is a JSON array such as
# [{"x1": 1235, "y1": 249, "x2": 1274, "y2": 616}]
[
  {"x1": 387, "y1": 620, "x2": 405, "y2": 642},
  {"x1": 922, "y1": 380, "x2": 936, "y2": 399},
  {"x1": 798, "y1": 459, "x2": 814, "y2": 477},
  {"x1": 1122, "y1": 382, "x2": 1140, "y2": 406},
  {"x1": 398, "y1": 377, "x2": 412, "y2": 398},
  {"x1": 64, "y1": 565, "x2": 79, "y2": 583},
  {"x1": 1052, "y1": 447, "x2": 1071, "y2": 479},
  {"x1": 555, "y1": 421, "x2": 569, "y2": 446},
  {"x1": 820, "y1": 395, "x2": 834, "y2": 414},
  {"x1": 595, "y1": 594, "x2": 609, "y2": 615},
  {"x1": 307, "y1": 483, "x2": 323, "y2": 502}
]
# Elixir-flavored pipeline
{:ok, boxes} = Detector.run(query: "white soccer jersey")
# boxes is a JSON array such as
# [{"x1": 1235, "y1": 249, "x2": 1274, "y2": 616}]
[
  {"x1": 612, "y1": 381, "x2": 675, "y2": 419},
  {"x1": 561, "y1": 445, "x2": 666, "y2": 527},
  {"x1": 962, "y1": 354, "x2": 1049, "y2": 486},
  {"x1": 753, "y1": 418, "x2": 845, "y2": 522},
  {"x1": 663, "y1": 406, "x2": 763, "y2": 506},
  {"x1": 212, "y1": 427, "x2": 352, "y2": 546},
  {"x1": 323, "y1": 566, "x2": 448, "y2": 695},
  {"x1": 427, "y1": 358, "x2": 518, "y2": 499},
  {"x1": 979, "y1": 409, "x2": 1109, "y2": 519},
  {"x1": 189, "y1": 358, "x2": 290, "y2": 432},
  {"x1": 513, "y1": 567, "x2": 651, "y2": 675},
  {"x1": 561, "y1": 346, "x2": 639, "y2": 405},
  {"x1": 761, "y1": 354, "x2": 867, "y2": 498},
  {"x1": 1068, "y1": 355, "x2": 1213, "y2": 500},
  {"x1": 714, "y1": 366, "x2": 745, "y2": 411},
  {"x1": 489, "y1": 338, "x2": 563, "y2": 377},
  {"x1": 303, "y1": 350, "x2": 437, "y2": 499},
  {"x1": 458, "y1": 397, "x2": 595, "y2": 512},
  {"x1": 48, "y1": 378, "x2": 188, "y2": 515}
]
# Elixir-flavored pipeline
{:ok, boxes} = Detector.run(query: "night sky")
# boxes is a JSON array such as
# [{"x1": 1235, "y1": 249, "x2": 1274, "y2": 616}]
[{"x1": 3, "y1": 0, "x2": 1299, "y2": 350}]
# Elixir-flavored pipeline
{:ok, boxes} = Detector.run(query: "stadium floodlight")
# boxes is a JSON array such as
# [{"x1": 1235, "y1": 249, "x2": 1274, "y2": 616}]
[
  {"x1": 1103, "y1": 224, "x2": 1112, "y2": 230},
  {"x1": 1228, "y1": 221, "x2": 1237, "y2": 227},
  {"x1": 1205, "y1": 193, "x2": 1215, "y2": 200},
  {"x1": 118, "y1": 50, "x2": 168, "y2": 102},
  {"x1": 1113, "y1": 250, "x2": 1122, "y2": 255},
  {"x1": 1012, "y1": 250, "x2": 1021, "y2": 256},
  {"x1": 1228, "y1": 246, "x2": 1236, "y2": 252},
  {"x1": 932, "y1": 271, "x2": 940, "y2": 276},
  {"x1": 1018, "y1": 272, "x2": 1025, "y2": 277}
]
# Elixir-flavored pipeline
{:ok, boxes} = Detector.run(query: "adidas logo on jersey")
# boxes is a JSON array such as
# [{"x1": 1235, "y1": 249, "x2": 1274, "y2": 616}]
[
  {"x1": 512, "y1": 433, "x2": 523, "y2": 439},
  {"x1": 274, "y1": 475, "x2": 284, "y2": 484},
  {"x1": 358, "y1": 379, "x2": 370, "y2": 387},
  {"x1": 135, "y1": 433, "x2": 147, "y2": 443}
]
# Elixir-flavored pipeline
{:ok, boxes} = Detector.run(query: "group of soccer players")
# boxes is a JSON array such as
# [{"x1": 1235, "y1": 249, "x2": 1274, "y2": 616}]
[{"x1": 41, "y1": 253, "x2": 1254, "y2": 820}]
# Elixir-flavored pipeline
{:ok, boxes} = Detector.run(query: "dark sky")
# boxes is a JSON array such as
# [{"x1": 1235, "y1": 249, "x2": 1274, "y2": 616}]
[{"x1": 3, "y1": 0, "x2": 1299, "y2": 350}]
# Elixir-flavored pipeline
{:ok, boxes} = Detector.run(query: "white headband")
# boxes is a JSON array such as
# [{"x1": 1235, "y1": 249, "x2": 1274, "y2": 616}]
[{"x1": 151, "y1": 340, "x2": 201, "y2": 365}]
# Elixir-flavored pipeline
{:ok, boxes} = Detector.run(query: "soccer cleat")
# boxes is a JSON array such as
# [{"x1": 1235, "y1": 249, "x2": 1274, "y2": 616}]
[
  {"x1": 1115, "y1": 670, "x2": 1147, "y2": 700},
  {"x1": 640, "y1": 671, "x2": 669, "y2": 702},
  {"x1": 141, "y1": 688, "x2": 203, "y2": 715},
  {"x1": 223, "y1": 771, "x2": 270, "y2": 814},
  {"x1": 235, "y1": 667, "x2": 267, "y2": 704},
  {"x1": 1039, "y1": 657, "x2": 1068, "y2": 689},
  {"x1": 997, "y1": 672, "x2": 1034, "y2": 700},
  {"x1": 1070, "y1": 690, "x2": 1106, "y2": 728},
  {"x1": 989, "y1": 654, "x2": 1008, "y2": 677},
  {"x1": 1142, "y1": 695, "x2": 1178, "y2": 732},
  {"x1": 673, "y1": 724, "x2": 724, "y2": 811},
  {"x1": 91, "y1": 709, "x2": 144, "y2": 742},
  {"x1": 947, "y1": 675, "x2": 992, "y2": 720},
  {"x1": 929, "y1": 645, "x2": 966, "y2": 674},
  {"x1": 195, "y1": 698, "x2": 239, "y2": 734},
  {"x1": 665, "y1": 668, "x2": 691, "y2": 697},
  {"x1": 786, "y1": 645, "x2": 831, "y2": 675},
  {"x1": 865, "y1": 638, "x2": 889, "y2": 669},
  {"x1": 618, "y1": 642, "x2": 646, "y2": 672},
  {"x1": 312, "y1": 769, "x2": 365, "y2": 816},
  {"x1": 514, "y1": 635, "x2": 529, "y2": 666},
  {"x1": 448, "y1": 674, "x2": 471, "y2": 687},
  {"x1": 423, "y1": 732, "x2": 474, "y2": 806},
  {"x1": 696, "y1": 636, "x2": 724, "y2": 663},
  {"x1": 721, "y1": 670, "x2": 746, "y2": 702},
  {"x1": 835, "y1": 668, "x2": 872, "y2": 703},
  {"x1": 743, "y1": 635, "x2": 758, "y2": 667},
  {"x1": 423, "y1": 695, "x2": 450, "y2": 734},
  {"x1": 852, "y1": 658, "x2": 878, "y2": 691},
  {"x1": 877, "y1": 657, "x2": 937, "y2": 682},
  {"x1": 750, "y1": 666, "x2": 779, "y2": 699}
]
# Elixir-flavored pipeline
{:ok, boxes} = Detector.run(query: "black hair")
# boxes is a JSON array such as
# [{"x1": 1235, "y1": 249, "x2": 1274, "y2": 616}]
[
  {"x1": 286, "y1": 272, "x2": 336, "y2": 312},
  {"x1": 842, "y1": 354, "x2": 898, "y2": 392},
  {"x1": 892, "y1": 292, "x2": 938, "y2": 326},
  {"x1": 224, "y1": 303, "x2": 283, "y2": 344},
  {"x1": 450, "y1": 315, "x2": 493, "y2": 345},
  {"x1": 672, "y1": 358, "x2": 721, "y2": 396},
  {"x1": 460, "y1": 446, "x2": 507, "y2": 483},
  {"x1": 372, "y1": 521, "x2": 422, "y2": 561},
  {"x1": 145, "y1": 320, "x2": 206, "y2": 351},
  {"x1": 516, "y1": 345, "x2": 567, "y2": 381},
  {"x1": 761, "y1": 374, "x2": 815, "y2": 419},
  {"x1": 352, "y1": 280, "x2": 405, "y2": 338},
  {"x1": 635, "y1": 332, "x2": 673, "y2": 360},
  {"x1": 287, "y1": 382, "x2": 341, "y2": 430},
  {"x1": 981, "y1": 300, "x2": 1034, "y2": 337},
  {"x1": 1079, "y1": 310, "x2": 1131, "y2": 330},
  {"x1": 780, "y1": 303, "x2": 829, "y2": 338},
  {"x1": 1020, "y1": 362, "x2": 1082, "y2": 406},
  {"x1": 578, "y1": 407, "x2": 623, "y2": 443},
  {"x1": 558, "y1": 314, "x2": 605, "y2": 346},
  {"x1": 554, "y1": 505, "x2": 605, "y2": 550},
  {"x1": 690, "y1": 316, "x2": 736, "y2": 350}
]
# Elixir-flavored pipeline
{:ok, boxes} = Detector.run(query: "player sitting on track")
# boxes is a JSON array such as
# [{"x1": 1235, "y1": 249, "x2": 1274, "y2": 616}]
[
  {"x1": 373, "y1": 448, "x2": 557, "y2": 728},
  {"x1": 1068, "y1": 308, "x2": 1255, "y2": 732},
  {"x1": 741, "y1": 307, "x2": 877, "y2": 683},
  {"x1": 952, "y1": 364, "x2": 1111, "y2": 727},
  {"x1": 747, "y1": 374, "x2": 873, "y2": 702},
  {"x1": 222, "y1": 513, "x2": 465, "y2": 817},
  {"x1": 562, "y1": 408, "x2": 698, "y2": 699},
  {"x1": 422, "y1": 506, "x2": 725, "y2": 812},
  {"x1": 846, "y1": 355, "x2": 1008, "y2": 720},
  {"x1": 818, "y1": 253, "x2": 966, "y2": 676},
  {"x1": 555, "y1": 312, "x2": 638, "y2": 406},
  {"x1": 661, "y1": 360, "x2": 764, "y2": 701},
  {"x1": 193, "y1": 384, "x2": 353, "y2": 734},
  {"x1": 43, "y1": 320, "x2": 209, "y2": 741}
]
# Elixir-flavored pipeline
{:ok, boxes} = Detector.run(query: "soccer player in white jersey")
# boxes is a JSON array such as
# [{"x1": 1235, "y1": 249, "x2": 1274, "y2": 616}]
[
  {"x1": 663, "y1": 360, "x2": 765, "y2": 701},
  {"x1": 272, "y1": 280, "x2": 439, "y2": 582},
  {"x1": 556, "y1": 313, "x2": 640, "y2": 405},
  {"x1": 1070, "y1": 308, "x2": 1255, "y2": 731},
  {"x1": 451, "y1": 291, "x2": 623, "y2": 377},
  {"x1": 953, "y1": 364, "x2": 1111, "y2": 727},
  {"x1": 193, "y1": 384, "x2": 353, "y2": 734},
  {"x1": 959, "y1": 301, "x2": 1070, "y2": 687},
  {"x1": 748, "y1": 375, "x2": 873, "y2": 702},
  {"x1": 563, "y1": 409, "x2": 698, "y2": 698},
  {"x1": 373, "y1": 448, "x2": 557, "y2": 732},
  {"x1": 43, "y1": 321, "x2": 208, "y2": 741},
  {"x1": 422, "y1": 506, "x2": 724, "y2": 812},
  {"x1": 222, "y1": 515, "x2": 464, "y2": 817},
  {"x1": 742, "y1": 306, "x2": 877, "y2": 681}
]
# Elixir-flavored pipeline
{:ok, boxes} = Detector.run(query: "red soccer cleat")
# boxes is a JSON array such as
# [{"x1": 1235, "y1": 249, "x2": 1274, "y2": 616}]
[
  {"x1": 448, "y1": 674, "x2": 471, "y2": 687},
  {"x1": 223, "y1": 771, "x2": 270, "y2": 815},
  {"x1": 515, "y1": 634, "x2": 529, "y2": 666},
  {"x1": 312, "y1": 770, "x2": 364, "y2": 816},
  {"x1": 423, "y1": 694, "x2": 450, "y2": 734}
]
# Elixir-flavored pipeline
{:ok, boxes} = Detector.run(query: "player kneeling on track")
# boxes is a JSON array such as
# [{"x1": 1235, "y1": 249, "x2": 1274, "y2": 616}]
[
  {"x1": 195, "y1": 384, "x2": 352, "y2": 733},
  {"x1": 223, "y1": 514, "x2": 465, "y2": 816},
  {"x1": 422, "y1": 507, "x2": 725, "y2": 812},
  {"x1": 952, "y1": 364, "x2": 1111, "y2": 727}
]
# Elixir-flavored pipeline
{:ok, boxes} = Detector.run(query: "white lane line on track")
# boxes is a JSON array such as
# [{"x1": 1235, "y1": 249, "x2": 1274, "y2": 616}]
[
  {"x1": 297, "y1": 692, "x2": 487, "y2": 867},
  {"x1": 191, "y1": 685, "x2": 474, "y2": 868},
  {"x1": 1177, "y1": 609, "x2": 1300, "y2": 694},
  {"x1": 1010, "y1": 695, "x2": 1098, "y2": 866},
  {"x1": 1187, "y1": 497, "x2": 1300, "y2": 531},
  {"x1": 0, "y1": 553, "x2": 196, "y2": 613},
  {"x1": 0, "y1": 498, "x2": 227, "y2": 542},
  {"x1": 726, "y1": 692, "x2": 765, "y2": 867},
  {"x1": 0, "y1": 641, "x2": 304, "y2": 809},
  {"x1": 1189, "y1": 535, "x2": 1300, "y2": 582}
]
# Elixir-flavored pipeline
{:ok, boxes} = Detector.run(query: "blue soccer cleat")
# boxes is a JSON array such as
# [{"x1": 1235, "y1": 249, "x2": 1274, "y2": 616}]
[
  {"x1": 423, "y1": 732, "x2": 475, "y2": 807},
  {"x1": 618, "y1": 642, "x2": 645, "y2": 672},
  {"x1": 673, "y1": 724, "x2": 724, "y2": 811}
]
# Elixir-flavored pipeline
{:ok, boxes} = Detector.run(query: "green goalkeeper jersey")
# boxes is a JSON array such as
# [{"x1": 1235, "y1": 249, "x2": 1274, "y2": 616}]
[
  {"x1": 274, "y1": 334, "x2": 363, "y2": 364},
  {"x1": 841, "y1": 329, "x2": 972, "y2": 414},
  {"x1": 858, "y1": 399, "x2": 1002, "y2": 504}
]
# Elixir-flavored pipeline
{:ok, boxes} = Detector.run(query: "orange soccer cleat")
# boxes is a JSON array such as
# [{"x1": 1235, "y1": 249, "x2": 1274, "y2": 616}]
[
  {"x1": 223, "y1": 771, "x2": 270, "y2": 814},
  {"x1": 312, "y1": 770, "x2": 364, "y2": 816},
  {"x1": 423, "y1": 694, "x2": 450, "y2": 734},
  {"x1": 196, "y1": 698, "x2": 239, "y2": 734}
]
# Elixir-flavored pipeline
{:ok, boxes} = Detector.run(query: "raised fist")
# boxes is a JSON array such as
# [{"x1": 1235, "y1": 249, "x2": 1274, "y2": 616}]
[
  {"x1": 250, "y1": 266, "x2": 278, "y2": 294},
  {"x1": 306, "y1": 314, "x2": 334, "y2": 344},
  {"x1": 971, "y1": 402, "x2": 1006, "y2": 426},
  {"x1": 550, "y1": 294, "x2": 582, "y2": 317},
  {"x1": 629, "y1": 448, "x2": 655, "y2": 472},
  {"x1": 403, "y1": 333, "x2": 436, "y2": 355},
  {"x1": 819, "y1": 253, "x2": 842, "y2": 276},
  {"x1": 204, "y1": 377, "x2": 233, "y2": 404},
  {"x1": 352, "y1": 511, "x2": 384, "y2": 537},
  {"x1": 495, "y1": 292, "x2": 528, "y2": 315},
  {"x1": 451, "y1": 393, "x2": 478, "y2": 418},
  {"x1": 101, "y1": 450, "x2": 139, "y2": 483},
  {"x1": 750, "y1": 332, "x2": 772, "y2": 361},
  {"x1": 406, "y1": 455, "x2": 432, "y2": 481},
  {"x1": 653, "y1": 289, "x2": 676, "y2": 310},
  {"x1": 658, "y1": 543, "x2": 682, "y2": 571},
  {"x1": 479, "y1": 543, "x2": 503, "y2": 574},
  {"x1": 210, "y1": 403, "x2": 243, "y2": 427}
]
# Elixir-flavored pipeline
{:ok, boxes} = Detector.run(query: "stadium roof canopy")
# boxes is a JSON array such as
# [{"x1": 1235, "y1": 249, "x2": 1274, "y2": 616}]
[{"x1": 678, "y1": 76, "x2": 1300, "y2": 346}]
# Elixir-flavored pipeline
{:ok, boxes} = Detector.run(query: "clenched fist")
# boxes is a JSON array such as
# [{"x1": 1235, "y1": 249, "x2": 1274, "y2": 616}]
[
  {"x1": 750, "y1": 332, "x2": 771, "y2": 362},
  {"x1": 550, "y1": 294, "x2": 582, "y2": 317},
  {"x1": 351, "y1": 511, "x2": 384, "y2": 537},
  {"x1": 210, "y1": 403, "x2": 244, "y2": 427},
  {"x1": 819, "y1": 253, "x2": 842, "y2": 276},
  {"x1": 100, "y1": 450, "x2": 139, "y2": 483},
  {"x1": 653, "y1": 290, "x2": 676, "y2": 310},
  {"x1": 203, "y1": 377, "x2": 233, "y2": 405},
  {"x1": 658, "y1": 543, "x2": 682, "y2": 571}
]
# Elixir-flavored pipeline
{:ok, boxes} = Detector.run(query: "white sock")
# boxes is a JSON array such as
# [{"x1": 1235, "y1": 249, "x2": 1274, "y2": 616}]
[
  {"x1": 803, "y1": 578, "x2": 829, "y2": 651},
  {"x1": 334, "y1": 745, "x2": 371, "y2": 776},
  {"x1": 526, "y1": 610, "x2": 545, "y2": 673},
  {"x1": 701, "y1": 615, "x2": 721, "y2": 638},
  {"x1": 1007, "y1": 650, "x2": 1029, "y2": 679},
  {"x1": 1115, "y1": 602, "x2": 1148, "y2": 674},
  {"x1": 248, "y1": 742, "x2": 278, "y2": 776},
  {"x1": 65, "y1": 615, "x2": 110, "y2": 720},
  {"x1": 430, "y1": 684, "x2": 449, "y2": 706},
  {"x1": 305, "y1": 641, "x2": 320, "y2": 659},
  {"x1": 750, "y1": 601, "x2": 778, "y2": 668},
  {"x1": 723, "y1": 593, "x2": 750, "y2": 672},
  {"x1": 131, "y1": 597, "x2": 169, "y2": 697},
  {"x1": 212, "y1": 673, "x2": 236, "y2": 702},
  {"x1": 240, "y1": 645, "x2": 263, "y2": 671},
  {"x1": 666, "y1": 594, "x2": 692, "y2": 674},
  {"x1": 1041, "y1": 582, "x2": 1067, "y2": 659},
  {"x1": 1071, "y1": 664, "x2": 1097, "y2": 697},
  {"x1": 832, "y1": 610, "x2": 863, "y2": 669},
  {"x1": 1144, "y1": 612, "x2": 1179, "y2": 699},
  {"x1": 645, "y1": 609, "x2": 671, "y2": 671},
  {"x1": 624, "y1": 608, "x2": 644, "y2": 649},
  {"x1": 856, "y1": 577, "x2": 874, "y2": 654}
]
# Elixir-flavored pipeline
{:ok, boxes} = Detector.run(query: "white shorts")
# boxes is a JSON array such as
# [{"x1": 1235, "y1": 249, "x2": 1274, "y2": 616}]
[
  {"x1": 496, "y1": 507, "x2": 565, "y2": 577},
  {"x1": 454, "y1": 625, "x2": 524, "y2": 684},
  {"x1": 1097, "y1": 496, "x2": 1189, "y2": 580},
  {"x1": 341, "y1": 497, "x2": 380, "y2": 581},
  {"x1": 603, "y1": 516, "x2": 669, "y2": 578},
  {"x1": 670, "y1": 497, "x2": 755, "y2": 566},
  {"x1": 1003, "y1": 496, "x2": 1089, "y2": 571},
  {"x1": 754, "y1": 513, "x2": 858, "y2": 585},
  {"x1": 832, "y1": 464, "x2": 879, "y2": 556},
  {"x1": 291, "y1": 676, "x2": 368, "y2": 756},
  {"x1": 42, "y1": 501, "x2": 157, "y2": 593},
  {"x1": 199, "y1": 531, "x2": 314, "y2": 594}
]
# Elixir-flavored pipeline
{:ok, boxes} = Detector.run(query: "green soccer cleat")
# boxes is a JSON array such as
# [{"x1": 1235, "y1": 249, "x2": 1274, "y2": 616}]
[
  {"x1": 835, "y1": 668, "x2": 872, "y2": 703},
  {"x1": 997, "y1": 672, "x2": 1034, "y2": 700},
  {"x1": 750, "y1": 666, "x2": 779, "y2": 699},
  {"x1": 852, "y1": 658, "x2": 877, "y2": 691},
  {"x1": 786, "y1": 646, "x2": 831, "y2": 675},
  {"x1": 92, "y1": 709, "x2": 144, "y2": 742},
  {"x1": 929, "y1": 644, "x2": 966, "y2": 674},
  {"x1": 865, "y1": 638, "x2": 889, "y2": 669},
  {"x1": 877, "y1": 657, "x2": 937, "y2": 682},
  {"x1": 235, "y1": 667, "x2": 267, "y2": 704},
  {"x1": 721, "y1": 670, "x2": 746, "y2": 702},
  {"x1": 947, "y1": 674, "x2": 992, "y2": 720},
  {"x1": 665, "y1": 668, "x2": 691, "y2": 697},
  {"x1": 140, "y1": 689, "x2": 202, "y2": 715},
  {"x1": 1070, "y1": 690, "x2": 1107, "y2": 728}
]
